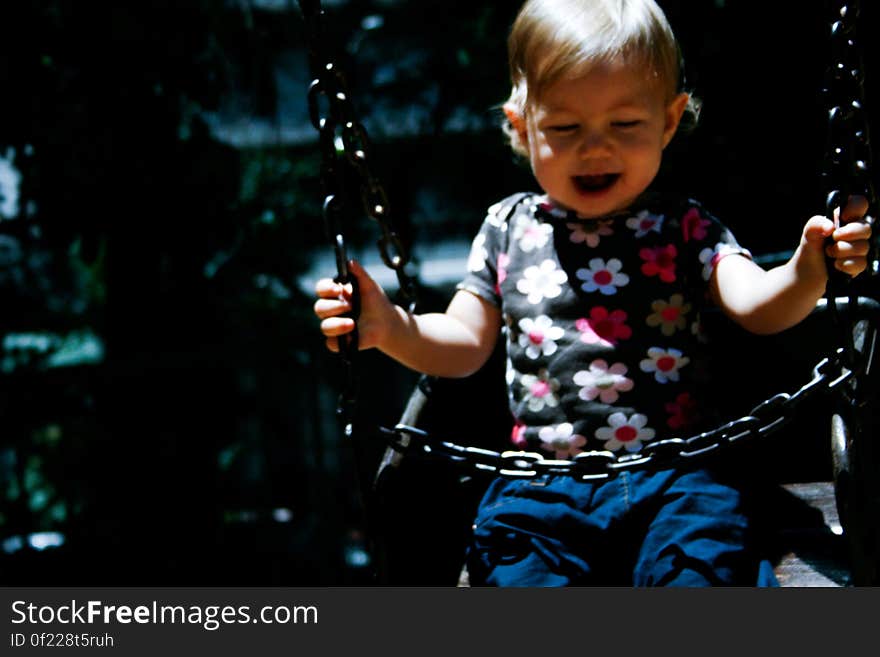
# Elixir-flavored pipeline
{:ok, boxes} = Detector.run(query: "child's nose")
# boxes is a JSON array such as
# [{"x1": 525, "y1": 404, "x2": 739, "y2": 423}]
[{"x1": 578, "y1": 130, "x2": 612, "y2": 158}]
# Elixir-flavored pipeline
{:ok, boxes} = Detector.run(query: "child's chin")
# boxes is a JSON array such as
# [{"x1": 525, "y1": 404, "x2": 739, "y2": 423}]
[{"x1": 569, "y1": 194, "x2": 624, "y2": 218}]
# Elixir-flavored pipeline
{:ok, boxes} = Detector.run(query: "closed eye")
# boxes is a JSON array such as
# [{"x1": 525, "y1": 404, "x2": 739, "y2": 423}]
[
  {"x1": 548, "y1": 124, "x2": 578, "y2": 133},
  {"x1": 612, "y1": 120, "x2": 642, "y2": 128}
]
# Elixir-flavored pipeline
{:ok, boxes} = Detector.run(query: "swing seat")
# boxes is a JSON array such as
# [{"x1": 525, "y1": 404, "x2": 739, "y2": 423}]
[{"x1": 371, "y1": 294, "x2": 880, "y2": 587}]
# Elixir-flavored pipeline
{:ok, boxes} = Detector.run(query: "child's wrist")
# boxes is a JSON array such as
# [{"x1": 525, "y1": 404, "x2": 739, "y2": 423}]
[
  {"x1": 790, "y1": 243, "x2": 830, "y2": 293},
  {"x1": 380, "y1": 303, "x2": 411, "y2": 353}
]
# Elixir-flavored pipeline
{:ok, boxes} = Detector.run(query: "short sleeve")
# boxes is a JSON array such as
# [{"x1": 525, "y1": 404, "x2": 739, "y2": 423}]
[
  {"x1": 679, "y1": 200, "x2": 752, "y2": 283},
  {"x1": 455, "y1": 197, "x2": 518, "y2": 307}
]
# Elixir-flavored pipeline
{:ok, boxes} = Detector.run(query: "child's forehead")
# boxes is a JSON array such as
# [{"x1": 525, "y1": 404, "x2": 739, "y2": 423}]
[{"x1": 532, "y1": 60, "x2": 667, "y2": 109}]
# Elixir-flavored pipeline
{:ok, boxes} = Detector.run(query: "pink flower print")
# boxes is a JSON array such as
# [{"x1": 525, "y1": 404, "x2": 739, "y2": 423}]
[
  {"x1": 576, "y1": 258, "x2": 629, "y2": 295},
  {"x1": 510, "y1": 421, "x2": 528, "y2": 448},
  {"x1": 537, "y1": 199, "x2": 569, "y2": 220},
  {"x1": 646, "y1": 294, "x2": 691, "y2": 336},
  {"x1": 639, "y1": 347, "x2": 690, "y2": 383},
  {"x1": 576, "y1": 306, "x2": 632, "y2": 346},
  {"x1": 495, "y1": 253, "x2": 510, "y2": 293},
  {"x1": 573, "y1": 360, "x2": 633, "y2": 403},
  {"x1": 665, "y1": 392, "x2": 700, "y2": 430},
  {"x1": 516, "y1": 259, "x2": 568, "y2": 304},
  {"x1": 513, "y1": 215, "x2": 553, "y2": 252},
  {"x1": 520, "y1": 369, "x2": 560, "y2": 413},
  {"x1": 537, "y1": 423, "x2": 588, "y2": 459},
  {"x1": 518, "y1": 315, "x2": 565, "y2": 359},
  {"x1": 639, "y1": 244, "x2": 677, "y2": 283},
  {"x1": 567, "y1": 220, "x2": 614, "y2": 248},
  {"x1": 595, "y1": 412, "x2": 655, "y2": 453},
  {"x1": 681, "y1": 207, "x2": 710, "y2": 243},
  {"x1": 626, "y1": 210, "x2": 664, "y2": 237}
]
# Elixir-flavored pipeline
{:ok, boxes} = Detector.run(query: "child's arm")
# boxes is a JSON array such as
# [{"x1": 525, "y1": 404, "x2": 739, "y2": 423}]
[
  {"x1": 710, "y1": 196, "x2": 872, "y2": 335},
  {"x1": 314, "y1": 259, "x2": 502, "y2": 377}
]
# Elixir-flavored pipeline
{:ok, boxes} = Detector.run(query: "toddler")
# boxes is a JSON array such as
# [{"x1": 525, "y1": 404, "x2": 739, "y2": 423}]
[{"x1": 313, "y1": 0, "x2": 871, "y2": 585}]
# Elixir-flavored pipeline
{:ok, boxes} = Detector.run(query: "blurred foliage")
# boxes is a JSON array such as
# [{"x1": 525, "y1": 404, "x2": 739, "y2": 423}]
[{"x1": 0, "y1": 0, "x2": 343, "y2": 585}]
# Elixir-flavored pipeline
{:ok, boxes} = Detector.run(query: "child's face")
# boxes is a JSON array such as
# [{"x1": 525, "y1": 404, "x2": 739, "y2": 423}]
[{"x1": 513, "y1": 60, "x2": 689, "y2": 218}]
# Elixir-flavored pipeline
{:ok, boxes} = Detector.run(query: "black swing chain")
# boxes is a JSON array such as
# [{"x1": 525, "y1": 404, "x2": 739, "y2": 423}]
[
  {"x1": 301, "y1": 1, "x2": 871, "y2": 480},
  {"x1": 381, "y1": 348, "x2": 861, "y2": 482},
  {"x1": 298, "y1": 0, "x2": 419, "y2": 432},
  {"x1": 822, "y1": 0, "x2": 878, "y2": 377}
]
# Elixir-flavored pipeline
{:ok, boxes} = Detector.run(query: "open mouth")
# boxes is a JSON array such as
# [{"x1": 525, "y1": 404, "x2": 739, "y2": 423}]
[{"x1": 573, "y1": 174, "x2": 620, "y2": 193}]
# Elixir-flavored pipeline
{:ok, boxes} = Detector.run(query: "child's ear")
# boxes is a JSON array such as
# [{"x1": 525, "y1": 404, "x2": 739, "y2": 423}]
[
  {"x1": 661, "y1": 92, "x2": 691, "y2": 148},
  {"x1": 503, "y1": 103, "x2": 529, "y2": 145}
]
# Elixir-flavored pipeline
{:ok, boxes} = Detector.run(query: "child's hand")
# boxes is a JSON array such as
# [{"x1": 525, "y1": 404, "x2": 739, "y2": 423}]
[
  {"x1": 313, "y1": 259, "x2": 397, "y2": 353},
  {"x1": 801, "y1": 195, "x2": 873, "y2": 278}
]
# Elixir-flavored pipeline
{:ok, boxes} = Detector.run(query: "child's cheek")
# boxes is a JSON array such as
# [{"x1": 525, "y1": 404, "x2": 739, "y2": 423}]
[{"x1": 536, "y1": 141, "x2": 556, "y2": 159}]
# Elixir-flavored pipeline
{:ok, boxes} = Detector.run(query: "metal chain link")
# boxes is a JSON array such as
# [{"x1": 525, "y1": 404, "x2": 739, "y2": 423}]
[
  {"x1": 376, "y1": 352, "x2": 856, "y2": 481},
  {"x1": 822, "y1": 0, "x2": 878, "y2": 374},
  {"x1": 301, "y1": 7, "x2": 418, "y2": 310},
  {"x1": 823, "y1": 1, "x2": 877, "y2": 216},
  {"x1": 298, "y1": 0, "x2": 420, "y2": 432}
]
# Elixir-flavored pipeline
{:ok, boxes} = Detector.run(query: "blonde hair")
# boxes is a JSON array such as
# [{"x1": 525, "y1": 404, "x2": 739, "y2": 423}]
[{"x1": 503, "y1": 0, "x2": 700, "y2": 156}]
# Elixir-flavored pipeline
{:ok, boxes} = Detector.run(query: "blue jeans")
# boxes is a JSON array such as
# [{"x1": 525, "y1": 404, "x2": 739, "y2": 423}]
[{"x1": 466, "y1": 467, "x2": 778, "y2": 587}]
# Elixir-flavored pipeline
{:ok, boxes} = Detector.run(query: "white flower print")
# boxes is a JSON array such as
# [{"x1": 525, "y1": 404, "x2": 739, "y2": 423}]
[
  {"x1": 538, "y1": 423, "x2": 588, "y2": 459},
  {"x1": 518, "y1": 315, "x2": 565, "y2": 359},
  {"x1": 467, "y1": 233, "x2": 488, "y2": 273},
  {"x1": 639, "y1": 347, "x2": 690, "y2": 383},
  {"x1": 573, "y1": 360, "x2": 634, "y2": 403},
  {"x1": 516, "y1": 259, "x2": 568, "y2": 304},
  {"x1": 520, "y1": 369, "x2": 560, "y2": 413},
  {"x1": 626, "y1": 210, "x2": 664, "y2": 237},
  {"x1": 576, "y1": 258, "x2": 629, "y2": 295},
  {"x1": 567, "y1": 220, "x2": 614, "y2": 248},
  {"x1": 698, "y1": 242, "x2": 747, "y2": 281},
  {"x1": 512, "y1": 214, "x2": 553, "y2": 252},
  {"x1": 485, "y1": 200, "x2": 505, "y2": 227},
  {"x1": 595, "y1": 412, "x2": 656, "y2": 453},
  {"x1": 698, "y1": 246, "x2": 714, "y2": 280}
]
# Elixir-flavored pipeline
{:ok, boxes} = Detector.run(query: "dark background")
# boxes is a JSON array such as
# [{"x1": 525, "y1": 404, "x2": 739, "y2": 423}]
[{"x1": 0, "y1": 0, "x2": 877, "y2": 585}]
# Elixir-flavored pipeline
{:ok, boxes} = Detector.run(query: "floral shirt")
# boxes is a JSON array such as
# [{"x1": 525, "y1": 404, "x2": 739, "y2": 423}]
[{"x1": 457, "y1": 191, "x2": 752, "y2": 459}]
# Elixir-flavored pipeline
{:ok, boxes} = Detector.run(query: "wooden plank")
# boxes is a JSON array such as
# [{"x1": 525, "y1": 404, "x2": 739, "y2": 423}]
[{"x1": 773, "y1": 482, "x2": 850, "y2": 587}]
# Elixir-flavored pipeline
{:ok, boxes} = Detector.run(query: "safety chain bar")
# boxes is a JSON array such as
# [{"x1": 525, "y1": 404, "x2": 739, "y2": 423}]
[
  {"x1": 377, "y1": 352, "x2": 856, "y2": 481},
  {"x1": 822, "y1": 0, "x2": 877, "y2": 371},
  {"x1": 297, "y1": 0, "x2": 419, "y2": 431}
]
